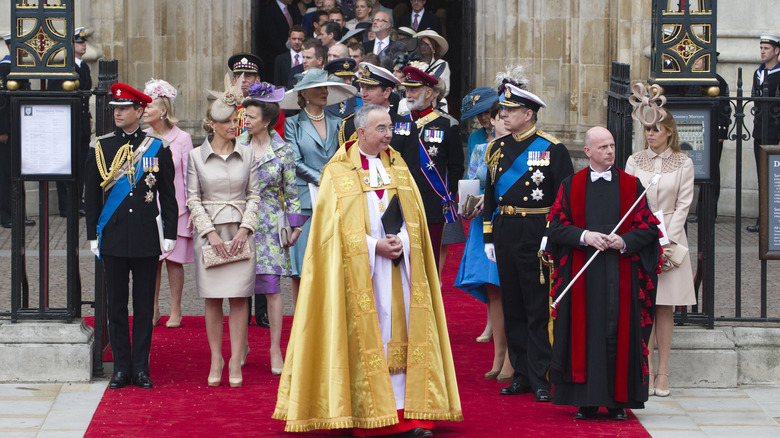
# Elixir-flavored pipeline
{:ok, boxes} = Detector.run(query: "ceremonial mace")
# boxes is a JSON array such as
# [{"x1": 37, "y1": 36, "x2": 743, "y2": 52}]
[{"x1": 550, "y1": 172, "x2": 662, "y2": 311}]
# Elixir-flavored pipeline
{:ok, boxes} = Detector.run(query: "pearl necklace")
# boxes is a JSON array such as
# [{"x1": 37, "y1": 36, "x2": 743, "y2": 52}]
[{"x1": 304, "y1": 107, "x2": 325, "y2": 121}]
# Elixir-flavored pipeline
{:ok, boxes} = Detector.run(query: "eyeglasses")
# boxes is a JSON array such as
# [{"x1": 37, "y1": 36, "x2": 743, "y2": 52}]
[{"x1": 374, "y1": 125, "x2": 390, "y2": 134}]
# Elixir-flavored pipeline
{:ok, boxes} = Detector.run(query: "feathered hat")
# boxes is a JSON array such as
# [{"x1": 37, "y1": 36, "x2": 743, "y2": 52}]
[{"x1": 208, "y1": 73, "x2": 244, "y2": 122}]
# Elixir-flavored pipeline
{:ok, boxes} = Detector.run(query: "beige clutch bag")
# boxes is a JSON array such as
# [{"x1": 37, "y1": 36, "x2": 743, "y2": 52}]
[
  {"x1": 661, "y1": 242, "x2": 688, "y2": 271},
  {"x1": 201, "y1": 240, "x2": 252, "y2": 269},
  {"x1": 463, "y1": 194, "x2": 480, "y2": 216},
  {"x1": 278, "y1": 213, "x2": 293, "y2": 247}
]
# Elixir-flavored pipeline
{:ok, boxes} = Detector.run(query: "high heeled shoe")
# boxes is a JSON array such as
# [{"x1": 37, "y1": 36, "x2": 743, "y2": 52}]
[
  {"x1": 484, "y1": 370, "x2": 500, "y2": 380},
  {"x1": 476, "y1": 333, "x2": 493, "y2": 343},
  {"x1": 207, "y1": 358, "x2": 224, "y2": 387},
  {"x1": 270, "y1": 350, "x2": 284, "y2": 375},
  {"x1": 166, "y1": 315, "x2": 182, "y2": 328},
  {"x1": 271, "y1": 366, "x2": 283, "y2": 376},
  {"x1": 229, "y1": 360, "x2": 243, "y2": 387},
  {"x1": 497, "y1": 373, "x2": 514, "y2": 382},
  {"x1": 654, "y1": 373, "x2": 670, "y2": 397}
]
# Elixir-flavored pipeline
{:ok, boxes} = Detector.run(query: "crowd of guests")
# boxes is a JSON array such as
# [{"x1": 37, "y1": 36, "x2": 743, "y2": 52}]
[{"x1": 68, "y1": 1, "x2": 716, "y2": 435}]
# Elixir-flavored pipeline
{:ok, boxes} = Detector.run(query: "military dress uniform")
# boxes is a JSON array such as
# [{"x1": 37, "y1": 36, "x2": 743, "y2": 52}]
[
  {"x1": 483, "y1": 84, "x2": 573, "y2": 397},
  {"x1": 324, "y1": 58, "x2": 361, "y2": 119},
  {"x1": 84, "y1": 83, "x2": 177, "y2": 388},
  {"x1": 338, "y1": 63, "x2": 420, "y2": 175},
  {"x1": 399, "y1": 66, "x2": 464, "y2": 267}
]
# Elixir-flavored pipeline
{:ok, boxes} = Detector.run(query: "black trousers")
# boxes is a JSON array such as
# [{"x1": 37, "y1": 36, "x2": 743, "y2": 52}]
[
  {"x1": 493, "y1": 214, "x2": 552, "y2": 391},
  {"x1": 102, "y1": 255, "x2": 158, "y2": 375}
]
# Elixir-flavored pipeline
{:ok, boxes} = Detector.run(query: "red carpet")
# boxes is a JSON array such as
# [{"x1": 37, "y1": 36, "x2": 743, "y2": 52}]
[{"x1": 85, "y1": 237, "x2": 650, "y2": 437}]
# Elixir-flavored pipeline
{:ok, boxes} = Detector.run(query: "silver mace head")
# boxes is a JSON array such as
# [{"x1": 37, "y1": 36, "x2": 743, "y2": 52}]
[{"x1": 649, "y1": 172, "x2": 662, "y2": 186}]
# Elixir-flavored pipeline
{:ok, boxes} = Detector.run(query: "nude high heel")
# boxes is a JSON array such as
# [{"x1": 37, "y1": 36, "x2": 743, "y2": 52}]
[
  {"x1": 655, "y1": 373, "x2": 670, "y2": 397},
  {"x1": 207, "y1": 358, "x2": 224, "y2": 387},
  {"x1": 229, "y1": 359, "x2": 243, "y2": 388}
]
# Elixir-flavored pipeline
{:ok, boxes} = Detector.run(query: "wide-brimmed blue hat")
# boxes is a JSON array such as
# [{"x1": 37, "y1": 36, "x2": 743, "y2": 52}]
[
  {"x1": 460, "y1": 86, "x2": 499, "y2": 121},
  {"x1": 280, "y1": 68, "x2": 358, "y2": 110}
]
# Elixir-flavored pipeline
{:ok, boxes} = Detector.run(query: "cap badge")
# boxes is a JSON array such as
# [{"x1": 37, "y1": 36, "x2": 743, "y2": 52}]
[
  {"x1": 505, "y1": 89, "x2": 511, "y2": 98},
  {"x1": 343, "y1": 61, "x2": 350, "y2": 69},
  {"x1": 363, "y1": 67, "x2": 371, "y2": 77},
  {"x1": 241, "y1": 57, "x2": 248, "y2": 64},
  {"x1": 116, "y1": 89, "x2": 122, "y2": 96}
]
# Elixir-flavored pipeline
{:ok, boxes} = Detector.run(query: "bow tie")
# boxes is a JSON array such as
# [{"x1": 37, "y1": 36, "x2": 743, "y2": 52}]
[{"x1": 591, "y1": 169, "x2": 612, "y2": 182}]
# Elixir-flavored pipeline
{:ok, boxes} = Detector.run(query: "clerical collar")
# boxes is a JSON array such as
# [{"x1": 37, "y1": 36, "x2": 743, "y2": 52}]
[
  {"x1": 412, "y1": 107, "x2": 434, "y2": 118},
  {"x1": 512, "y1": 125, "x2": 537, "y2": 142}
]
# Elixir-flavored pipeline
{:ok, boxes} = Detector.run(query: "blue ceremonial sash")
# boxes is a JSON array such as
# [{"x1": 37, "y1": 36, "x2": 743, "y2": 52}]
[
  {"x1": 494, "y1": 136, "x2": 551, "y2": 202},
  {"x1": 408, "y1": 113, "x2": 458, "y2": 223},
  {"x1": 95, "y1": 138, "x2": 163, "y2": 259}
]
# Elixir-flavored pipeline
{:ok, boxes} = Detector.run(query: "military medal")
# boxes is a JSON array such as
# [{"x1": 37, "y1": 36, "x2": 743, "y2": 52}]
[
  {"x1": 531, "y1": 169, "x2": 545, "y2": 186},
  {"x1": 427, "y1": 145, "x2": 439, "y2": 157},
  {"x1": 531, "y1": 188, "x2": 544, "y2": 201},
  {"x1": 152, "y1": 157, "x2": 159, "y2": 172},
  {"x1": 145, "y1": 173, "x2": 157, "y2": 188},
  {"x1": 145, "y1": 190, "x2": 154, "y2": 203},
  {"x1": 394, "y1": 122, "x2": 411, "y2": 136},
  {"x1": 339, "y1": 102, "x2": 346, "y2": 114},
  {"x1": 541, "y1": 151, "x2": 550, "y2": 166},
  {"x1": 527, "y1": 151, "x2": 536, "y2": 166}
]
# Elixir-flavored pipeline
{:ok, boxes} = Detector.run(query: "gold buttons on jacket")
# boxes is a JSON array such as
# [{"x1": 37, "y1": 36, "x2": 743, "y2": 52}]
[
  {"x1": 500, "y1": 142, "x2": 505, "y2": 146},
  {"x1": 525, "y1": 181, "x2": 530, "y2": 186},
  {"x1": 499, "y1": 167, "x2": 502, "y2": 172},
  {"x1": 501, "y1": 154, "x2": 505, "y2": 158},
  {"x1": 529, "y1": 167, "x2": 534, "y2": 171},
  {"x1": 129, "y1": 192, "x2": 134, "y2": 196},
  {"x1": 499, "y1": 196, "x2": 503, "y2": 201},
  {"x1": 521, "y1": 212, "x2": 527, "y2": 217},
  {"x1": 523, "y1": 196, "x2": 528, "y2": 201}
]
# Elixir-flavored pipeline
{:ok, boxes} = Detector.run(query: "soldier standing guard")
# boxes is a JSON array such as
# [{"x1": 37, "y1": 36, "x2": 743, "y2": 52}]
[
  {"x1": 84, "y1": 83, "x2": 178, "y2": 389},
  {"x1": 483, "y1": 82, "x2": 573, "y2": 401},
  {"x1": 401, "y1": 66, "x2": 464, "y2": 270}
]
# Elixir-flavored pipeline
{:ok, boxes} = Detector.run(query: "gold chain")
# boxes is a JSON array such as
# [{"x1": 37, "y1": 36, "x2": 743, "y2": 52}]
[{"x1": 95, "y1": 141, "x2": 135, "y2": 188}]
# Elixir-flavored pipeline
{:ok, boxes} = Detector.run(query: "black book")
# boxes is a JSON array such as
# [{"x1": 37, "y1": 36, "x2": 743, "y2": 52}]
[{"x1": 381, "y1": 194, "x2": 403, "y2": 266}]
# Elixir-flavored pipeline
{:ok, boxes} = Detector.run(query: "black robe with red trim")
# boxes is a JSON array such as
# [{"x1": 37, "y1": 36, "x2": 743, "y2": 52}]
[{"x1": 546, "y1": 167, "x2": 661, "y2": 409}]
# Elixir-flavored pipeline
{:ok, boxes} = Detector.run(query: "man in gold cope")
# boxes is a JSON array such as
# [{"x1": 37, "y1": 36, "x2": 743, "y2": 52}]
[{"x1": 273, "y1": 105, "x2": 462, "y2": 437}]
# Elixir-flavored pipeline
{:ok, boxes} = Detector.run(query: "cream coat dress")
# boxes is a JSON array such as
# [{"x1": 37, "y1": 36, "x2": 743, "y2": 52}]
[
  {"x1": 625, "y1": 148, "x2": 696, "y2": 305},
  {"x1": 186, "y1": 139, "x2": 261, "y2": 298}
]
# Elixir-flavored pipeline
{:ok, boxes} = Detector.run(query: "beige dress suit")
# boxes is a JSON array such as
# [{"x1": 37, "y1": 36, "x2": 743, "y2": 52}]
[
  {"x1": 625, "y1": 148, "x2": 696, "y2": 305},
  {"x1": 186, "y1": 139, "x2": 261, "y2": 298}
]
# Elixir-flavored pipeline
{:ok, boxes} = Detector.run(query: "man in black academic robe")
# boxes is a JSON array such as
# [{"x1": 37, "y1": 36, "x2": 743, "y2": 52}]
[{"x1": 547, "y1": 127, "x2": 661, "y2": 420}]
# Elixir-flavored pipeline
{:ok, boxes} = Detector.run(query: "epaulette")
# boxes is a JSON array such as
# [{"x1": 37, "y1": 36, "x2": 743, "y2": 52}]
[
  {"x1": 338, "y1": 113, "x2": 356, "y2": 146},
  {"x1": 90, "y1": 132, "x2": 115, "y2": 148},
  {"x1": 398, "y1": 110, "x2": 411, "y2": 117},
  {"x1": 536, "y1": 130, "x2": 561, "y2": 145},
  {"x1": 433, "y1": 109, "x2": 459, "y2": 127}
]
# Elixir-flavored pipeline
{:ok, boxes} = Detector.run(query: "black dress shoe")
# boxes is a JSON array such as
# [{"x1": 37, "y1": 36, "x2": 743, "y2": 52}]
[
  {"x1": 607, "y1": 408, "x2": 627, "y2": 421},
  {"x1": 108, "y1": 371, "x2": 132, "y2": 389},
  {"x1": 257, "y1": 312, "x2": 270, "y2": 328},
  {"x1": 574, "y1": 406, "x2": 598, "y2": 420},
  {"x1": 24, "y1": 219, "x2": 35, "y2": 226},
  {"x1": 687, "y1": 216, "x2": 698, "y2": 223},
  {"x1": 500, "y1": 381, "x2": 532, "y2": 395},
  {"x1": 747, "y1": 223, "x2": 759, "y2": 232},
  {"x1": 134, "y1": 371, "x2": 154, "y2": 389},
  {"x1": 534, "y1": 388, "x2": 551, "y2": 402},
  {"x1": 401, "y1": 428, "x2": 433, "y2": 437}
]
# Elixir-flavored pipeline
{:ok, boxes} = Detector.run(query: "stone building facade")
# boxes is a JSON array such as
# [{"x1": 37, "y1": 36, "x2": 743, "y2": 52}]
[{"x1": 1, "y1": 0, "x2": 779, "y2": 217}]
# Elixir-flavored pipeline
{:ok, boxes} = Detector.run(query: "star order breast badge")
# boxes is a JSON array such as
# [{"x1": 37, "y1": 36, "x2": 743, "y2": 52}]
[
  {"x1": 531, "y1": 188, "x2": 544, "y2": 201},
  {"x1": 531, "y1": 169, "x2": 545, "y2": 186},
  {"x1": 145, "y1": 190, "x2": 154, "y2": 203},
  {"x1": 427, "y1": 145, "x2": 439, "y2": 157},
  {"x1": 145, "y1": 173, "x2": 156, "y2": 188}
]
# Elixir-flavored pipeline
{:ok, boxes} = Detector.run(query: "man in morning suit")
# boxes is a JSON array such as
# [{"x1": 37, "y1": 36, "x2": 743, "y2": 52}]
[
  {"x1": 396, "y1": 0, "x2": 443, "y2": 34},
  {"x1": 547, "y1": 127, "x2": 660, "y2": 420},
  {"x1": 84, "y1": 83, "x2": 178, "y2": 389},
  {"x1": 257, "y1": 0, "x2": 302, "y2": 79},
  {"x1": 747, "y1": 34, "x2": 780, "y2": 232},
  {"x1": 401, "y1": 65, "x2": 463, "y2": 272},
  {"x1": 338, "y1": 62, "x2": 418, "y2": 173},
  {"x1": 482, "y1": 82, "x2": 573, "y2": 401},
  {"x1": 273, "y1": 25, "x2": 306, "y2": 88}
]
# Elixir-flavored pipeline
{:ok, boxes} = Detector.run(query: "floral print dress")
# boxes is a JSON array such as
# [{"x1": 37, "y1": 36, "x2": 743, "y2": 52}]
[{"x1": 245, "y1": 131, "x2": 307, "y2": 276}]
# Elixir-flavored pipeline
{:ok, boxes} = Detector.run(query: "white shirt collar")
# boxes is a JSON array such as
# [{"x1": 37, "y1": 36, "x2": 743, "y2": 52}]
[
  {"x1": 374, "y1": 36, "x2": 390, "y2": 54},
  {"x1": 75, "y1": 57, "x2": 83, "y2": 67},
  {"x1": 275, "y1": 0, "x2": 288, "y2": 12},
  {"x1": 413, "y1": 8, "x2": 425, "y2": 20}
]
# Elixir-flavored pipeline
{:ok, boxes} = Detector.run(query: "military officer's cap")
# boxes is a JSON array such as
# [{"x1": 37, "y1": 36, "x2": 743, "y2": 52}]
[
  {"x1": 499, "y1": 83, "x2": 546, "y2": 112},
  {"x1": 74, "y1": 27, "x2": 91, "y2": 43},
  {"x1": 325, "y1": 58, "x2": 357, "y2": 78},
  {"x1": 109, "y1": 83, "x2": 152, "y2": 107},
  {"x1": 760, "y1": 34, "x2": 780, "y2": 48},
  {"x1": 228, "y1": 53, "x2": 263, "y2": 74},
  {"x1": 357, "y1": 62, "x2": 400, "y2": 88},
  {"x1": 401, "y1": 66, "x2": 438, "y2": 88}
]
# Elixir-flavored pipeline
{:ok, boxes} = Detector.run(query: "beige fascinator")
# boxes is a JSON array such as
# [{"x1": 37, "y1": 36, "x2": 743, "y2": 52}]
[
  {"x1": 629, "y1": 82, "x2": 667, "y2": 128},
  {"x1": 208, "y1": 73, "x2": 244, "y2": 122}
]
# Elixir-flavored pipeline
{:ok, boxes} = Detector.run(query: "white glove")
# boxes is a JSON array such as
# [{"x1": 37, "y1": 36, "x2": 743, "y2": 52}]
[
  {"x1": 89, "y1": 240, "x2": 99, "y2": 258},
  {"x1": 484, "y1": 243, "x2": 496, "y2": 263},
  {"x1": 162, "y1": 239, "x2": 176, "y2": 253}
]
